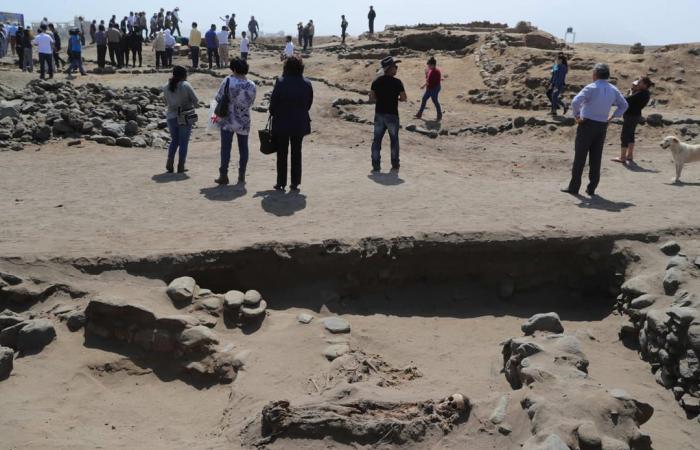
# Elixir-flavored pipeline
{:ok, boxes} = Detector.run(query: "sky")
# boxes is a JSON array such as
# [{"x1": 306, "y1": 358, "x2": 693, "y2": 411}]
[{"x1": 7, "y1": 0, "x2": 700, "y2": 45}]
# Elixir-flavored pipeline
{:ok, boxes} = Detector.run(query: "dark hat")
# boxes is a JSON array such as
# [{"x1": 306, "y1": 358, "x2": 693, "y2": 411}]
[{"x1": 380, "y1": 56, "x2": 401, "y2": 69}]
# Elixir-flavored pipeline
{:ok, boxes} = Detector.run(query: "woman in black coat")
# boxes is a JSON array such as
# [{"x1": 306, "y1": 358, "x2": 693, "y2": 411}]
[{"x1": 270, "y1": 56, "x2": 313, "y2": 191}]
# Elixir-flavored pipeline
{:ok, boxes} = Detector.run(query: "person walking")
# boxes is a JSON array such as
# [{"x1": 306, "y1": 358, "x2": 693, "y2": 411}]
[
  {"x1": 270, "y1": 56, "x2": 314, "y2": 192},
  {"x1": 548, "y1": 53, "x2": 569, "y2": 116},
  {"x1": 282, "y1": 35, "x2": 294, "y2": 59},
  {"x1": 228, "y1": 14, "x2": 237, "y2": 39},
  {"x1": 164, "y1": 12, "x2": 172, "y2": 33},
  {"x1": 8, "y1": 22, "x2": 17, "y2": 57},
  {"x1": 205, "y1": 25, "x2": 220, "y2": 69},
  {"x1": 217, "y1": 26, "x2": 230, "y2": 67},
  {"x1": 106, "y1": 24, "x2": 122, "y2": 67},
  {"x1": 368, "y1": 6, "x2": 376, "y2": 35},
  {"x1": 189, "y1": 22, "x2": 201, "y2": 68},
  {"x1": 370, "y1": 56, "x2": 406, "y2": 172},
  {"x1": 78, "y1": 17, "x2": 86, "y2": 46},
  {"x1": 15, "y1": 26, "x2": 25, "y2": 70},
  {"x1": 302, "y1": 22, "x2": 311, "y2": 51},
  {"x1": 32, "y1": 25, "x2": 54, "y2": 79},
  {"x1": 613, "y1": 76, "x2": 653, "y2": 164},
  {"x1": 67, "y1": 27, "x2": 86, "y2": 76},
  {"x1": 415, "y1": 56, "x2": 442, "y2": 120},
  {"x1": 561, "y1": 63, "x2": 628, "y2": 196},
  {"x1": 341, "y1": 15, "x2": 348, "y2": 45},
  {"x1": 90, "y1": 20, "x2": 97, "y2": 44},
  {"x1": 214, "y1": 57, "x2": 257, "y2": 185},
  {"x1": 152, "y1": 30, "x2": 166, "y2": 69},
  {"x1": 129, "y1": 27, "x2": 143, "y2": 67},
  {"x1": 48, "y1": 23, "x2": 65, "y2": 70},
  {"x1": 164, "y1": 29, "x2": 176, "y2": 67},
  {"x1": 296, "y1": 22, "x2": 303, "y2": 47},
  {"x1": 150, "y1": 14, "x2": 158, "y2": 39},
  {"x1": 248, "y1": 16, "x2": 259, "y2": 42},
  {"x1": 95, "y1": 24, "x2": 107, "y2": 68},
  {"x1": 163, "y1": 65, "x2": 199, "y2": 174},
  {"x1": 139, "y1": 13, "x2": 148, "y2": 41},
  {"x1": 172, "y1": 7, "x2": 182, "y2": 37},
  {"x1": 240, "y1": 31, "x2": 249, "y2": 60}
]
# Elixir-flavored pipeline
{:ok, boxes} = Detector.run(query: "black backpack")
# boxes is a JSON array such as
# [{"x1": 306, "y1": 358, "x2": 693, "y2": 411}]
[{"x1": 214, "y1": 77, "x2": 230, "y2": 118}]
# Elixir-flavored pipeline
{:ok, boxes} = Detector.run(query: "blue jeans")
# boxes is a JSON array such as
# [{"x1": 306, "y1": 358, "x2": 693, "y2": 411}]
[
  {"x1": 418, "y1": 86, "x2": 442, "y2": 118},
  {"x1": 68, "y1": 51, "x2": 85, "y2": 75},
  {"x1": 220, "y1": 129, "x2": 249, "y2": 177},
  {"x1": 371, "y1": 113, "x2": 400, "y2": 169},
  {"x1": 550, "y1": 85, "x2": 566, "y2": 113},
  {"x1": 167, "y1": 117, "x2": 192, "y2": 164}
]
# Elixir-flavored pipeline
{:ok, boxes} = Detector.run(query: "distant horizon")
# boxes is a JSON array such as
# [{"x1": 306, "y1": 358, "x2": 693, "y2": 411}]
[{"x1": 7, "y1": 0, "x2": 700, "y2": 46}]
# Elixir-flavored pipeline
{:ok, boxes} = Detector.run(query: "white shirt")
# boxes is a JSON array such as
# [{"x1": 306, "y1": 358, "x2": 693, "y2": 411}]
[
  {"x1": 284, "y1": 42, "x2": 294, "y2": 57},
  {"x1": 240, "y1": 37, "x2": 249, "y2": 53},
  {"x1": 127, "y1": 16, "x2": 134, "y2": 26},
  {"x1": 217, "y1": 31, "x2": 228, "y2": 46},
  {"x1": 32, "y1": 32, "x2": 54, "y2": 54}
]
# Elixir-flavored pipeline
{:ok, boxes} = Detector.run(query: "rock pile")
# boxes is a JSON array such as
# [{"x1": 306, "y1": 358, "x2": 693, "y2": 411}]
[
  {"x1": 617, "y1": 242, "x2": 700, "y2": 416},
  {"x1": 630, "y1": 43, "x2": 646, "y2": 55},
  {"x1": 0, "y1": 79, "x2": 174, "y2": 150},
  {"x1": 84, "y1": 298, "x2": 238, "y2": 383},
  {"x1": 0, "y1": 311, "x2": 56, "y2": 369}
]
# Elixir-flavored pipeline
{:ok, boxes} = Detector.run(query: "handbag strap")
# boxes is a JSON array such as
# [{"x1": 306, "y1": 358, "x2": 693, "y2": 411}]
[
  {"x1": 266, "y1": 115, "x2": 272, "y2": 132},
  {"x1": 223, "y1": 77, "x2": 230, "y2": 100}
]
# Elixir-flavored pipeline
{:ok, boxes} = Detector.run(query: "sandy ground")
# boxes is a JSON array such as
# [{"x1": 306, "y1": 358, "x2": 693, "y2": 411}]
[{"x1": 1, "y1": 29, "x2": 700, "y2": 450}]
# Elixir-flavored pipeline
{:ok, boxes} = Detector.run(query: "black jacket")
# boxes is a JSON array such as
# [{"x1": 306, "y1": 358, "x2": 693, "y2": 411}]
[{"x1": 270, "y1": 75, "x2": 313, "y2": 136}]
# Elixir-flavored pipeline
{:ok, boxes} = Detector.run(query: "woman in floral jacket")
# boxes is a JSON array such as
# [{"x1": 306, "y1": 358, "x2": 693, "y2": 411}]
[{"x1": 214, "y1": 57, "x2": 257, "y2": 185}]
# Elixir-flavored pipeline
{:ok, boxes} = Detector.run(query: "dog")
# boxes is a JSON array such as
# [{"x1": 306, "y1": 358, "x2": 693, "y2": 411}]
[{"x1": 660, "y1": 136, "x2": 700, "y2": 183}]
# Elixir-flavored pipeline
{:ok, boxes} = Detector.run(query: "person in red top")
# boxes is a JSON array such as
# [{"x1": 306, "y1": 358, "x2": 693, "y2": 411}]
[{"x1": 415, "y1": 57, "x2": 442, "y2": 121}]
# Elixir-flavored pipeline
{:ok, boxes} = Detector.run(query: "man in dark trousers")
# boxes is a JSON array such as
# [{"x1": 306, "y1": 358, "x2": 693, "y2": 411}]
[
  {"x1": 368, "y1": 6, "x2": 376, "y2": 34},
  {"x1": 248, "y1": 16, "x2": 259, "y2": 42},
  {"x1": 562, "y1": 63, "x2": 628, "y2": 196},
  {"x1": 228, "y1": 14, "x2": 237, "y2": 39},
  {"x1": 370, "y1": 56, "x2": 407, "y2": 172},
  {"x1": 106, "y1": 24, "x2": 122, "y2": 67},
  {"x1": 341, "y1": 15, "x2": 348, "y2": 44}
]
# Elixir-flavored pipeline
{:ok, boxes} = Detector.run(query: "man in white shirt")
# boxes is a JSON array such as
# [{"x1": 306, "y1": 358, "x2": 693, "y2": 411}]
[
  {"x1": 240, "y1": 31, "x2": 249, "y2": 60},
  {"x1": 32, "y1": 24, "x2": 55, "y2": 79},
  {"x1": 217, "y1": 26, "x2": 230, "y2": 67},
  {"x1": 282, "y1": 35, "x2": 294, "y2": 60}
]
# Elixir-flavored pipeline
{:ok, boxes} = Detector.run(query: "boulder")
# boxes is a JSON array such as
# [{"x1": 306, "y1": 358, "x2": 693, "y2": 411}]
[
  {"x1": 621, "y1": 275, "x2": 655, "y2": 299},
  {"x1": 101, "y1": 120, "x2": 125, "y2": 138},
  {"x1": 0, "y1": 346, "x2": 13, "y2": 380},
  {"x1": 323, "y1": 343, "x2": 351, "y2": 361},
  {"x1": 629, "y1": 294, "x2": 657, "y2": 310},
  {"x1": 124, "y1": 120, "x2": 139, "y2": 136},
  {"x1": 166, "y1": 277, "x2": 197, "y2": 304},
  {"x1": 243, "y1": 290, "x2": 262, "y2": 306},
  {"x1": 297, "y1": 313, "x2": 314, "y2": 324},
  {"x1": 646, "y1": 114, "x2": 663, "y2": 127},
  {"x1": 521, "y1": 312, "x2": 564, "y2": 335},
  {"x1": 65, "y1": 310, "x2": 86, "y2": 332},
  {"x1": 16, "y1": 319, "x2": 56, "y2": 352},
  {"x1": 177, "y1": 325, "x2": 219, "y2": 351},
  {"x1": 116, "y1": 137, "x2": 133, "y2": 147},
  {"x1": 663, "y1": 268, "x2": 684, "y2": 295},
  {"x1": 524, "y1": 31, "x2": 560, "y2": 50}
]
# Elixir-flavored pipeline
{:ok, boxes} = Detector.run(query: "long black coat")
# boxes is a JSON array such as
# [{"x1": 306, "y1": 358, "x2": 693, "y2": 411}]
[{"x1": 269, "y1": 75, "x2": 313, "y2": 137}]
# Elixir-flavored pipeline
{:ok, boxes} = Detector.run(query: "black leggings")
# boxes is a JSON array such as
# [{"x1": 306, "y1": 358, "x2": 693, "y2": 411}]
[
  {"x1": 131, "y1": 48, "x2": 142, "y2": 66},
  {"x1": 53, "y1": 51, "x2": 65, "y2": 68}
]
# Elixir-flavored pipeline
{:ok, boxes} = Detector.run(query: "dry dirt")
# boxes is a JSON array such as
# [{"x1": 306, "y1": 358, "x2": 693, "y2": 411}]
[{"x1": 1, "y1": 26, "x2": 700, "y2": 450}]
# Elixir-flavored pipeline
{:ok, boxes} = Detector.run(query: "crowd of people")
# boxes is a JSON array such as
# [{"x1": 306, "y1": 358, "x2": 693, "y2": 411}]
[{"x1": 0, "y1": 7, "x2": 655, "y2": 197}]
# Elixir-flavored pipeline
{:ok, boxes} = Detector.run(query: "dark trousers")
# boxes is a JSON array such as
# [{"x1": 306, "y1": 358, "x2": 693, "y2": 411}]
[
  {"x1": 155, "y1": 51, "x2": 166, "y2": 68},
  {"x1": 191, "y1": 46, "x2": 199, "y2": 68},
  {"x1": 249, "y1": 29, "x2": 258, "y2": 41},
  {"x1": 108, "y1": 43, "x2": 118, "y2": 66},
  {"x1": 131, "y1": 48, "x2": 142, "y2": 66},
  {"x1": 302, "y1": 35, "x2": 309, "y2": 50},
  {"x1": 97, "y1": 45, "x2": 107, "y2": 67},
  {"x1": 207, "y1": 47, "x2": 220, "y2": 68},
  {"x1": 568, "y1": 120, "x2": 609, "y2": 194},
  {"x1": 53, "y1": 51, "x2": 65, "y2": 69},
  {"x1": 16, "y1": 46, "x2": 23, "y2": 68},
  {"x1": 38, "y1": 53, "x2": 54, "y2": 79},
  {"x1": 276, "y1": 135, "x2": 303, "y2": 188},
  {"x1": 165, "y1": 47, "x2": 173, "y2": 67},
  {"x1": 173, "y1": 23, "x2": 181, "y2": 37},
  {"x1": 342, "y1": 27, "x2": 347, "y2": 44},
  {"x1": 369, "y1": 19, "x2": 375, "y2": 34},
  {"x1": 122, "y1": 45, "x2": 130, "y2": 66}
]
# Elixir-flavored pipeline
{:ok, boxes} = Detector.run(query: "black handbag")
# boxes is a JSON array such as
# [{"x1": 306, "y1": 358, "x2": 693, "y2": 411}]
[
  {"x1": 258, "y1": 115, "x2": 276, "y2": 155},
  {"x1": 214, "y1": 77, "x2": 230, "y2": 117}
]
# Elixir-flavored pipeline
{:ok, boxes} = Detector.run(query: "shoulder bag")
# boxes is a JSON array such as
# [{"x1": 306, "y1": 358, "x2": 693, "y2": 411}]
[
  {"x1": 214, "y1": 77, "x2": 230, "y2": 117},
  {"x1": 258, "y1": 115, "x2": 276, "y2": 155}
]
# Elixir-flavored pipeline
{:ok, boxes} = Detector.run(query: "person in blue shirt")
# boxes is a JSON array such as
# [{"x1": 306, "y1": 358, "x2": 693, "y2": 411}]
[
  {"x1": 205, "y1": 24, "x2": 220, "y2": 69},
  {"x1": 548, "y1": 53, "x2": 568, "y2": 116},
  {"x1": 67, "y1": 28, "x2": 86, "y2": 76},
  {"x1": 561, "y1": 64, "x2": 628, "y2": 196}
]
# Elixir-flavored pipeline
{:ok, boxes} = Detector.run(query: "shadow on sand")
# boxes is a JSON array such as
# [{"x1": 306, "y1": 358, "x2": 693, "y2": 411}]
[
  {"x1": 253, "y1": 190, "x2": 307, "y2": 216},
  {"x1": 200, "y1": 184, "x2": 248, "y2": 202},
  {"x1": 151, "y1": 173, "x2": 190, "y2": 183},
  {"x1": 368, "y1": 171, "x2": 405, "y2": 186},
  {"x1": 577, "y1": 195, "x2": 635, "y2": 212}
]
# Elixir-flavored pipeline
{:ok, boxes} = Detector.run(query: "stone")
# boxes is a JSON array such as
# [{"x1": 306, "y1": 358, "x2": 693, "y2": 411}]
[
  {"x1": 666, "y1": 255, "x2": 689, "y2": 270},
  {"x1": 489, "y1": 395, "x2": 508, "y2": 424},
  {"x1": 32, "y1": 125, "x2": 51, "y2": 142},
  {"x1": 101, "y1": 120, "x2": 124, "y2": 138},
  {"x1": 323, "y1": 317, "x2": 351, "y2": 334},
  {"x1": 124, "y1": 120, "x2": 139, "y2": 136},
  {"x1": 243, "y1": 290, "x2": 262, "y2": 306},
  {"x1": 666, "y1": 306, "x2": 699, "y2": 326},
  {"x1": 297, "y1": 313, "x2": 314, "y2": 324},
  {"x1": 224, "y1": 290, "x2": 245, "y2": 310},
  {"x1": 537, "y1": 434, "x2": 569, "y2": 450},
  {"x1": 521, "y1": 312, "x2": 564, "y2": 335},
  {"x1": 646, "y1": 113, "x2": 664, "y2": 127},
  {"x1": 16, "y1": 319, "x2": 56, "y2": 352},
  {"x1": 241, "y1": 300, "x2": 268, "y2": 320},
  {"x1": 513, "y1": 116, "x2": 526, "y2": 128},
  {"x1": 323, "y1": 343, "x2": 351, "y2": 361},
  {"x1": 0, "y1": 346, "x2": 13, "y2": 380},
  {"x1": 621, "y1": 275, "x2": 654, "y2": 299},
  {"x1": 0, "y1": 312, "x2": 25, "y2": 330},
  {"x1": 680, "y1": 394, "x2": 700, "y2": 414},
  {"x1": 629, "y1": 294, "x2": 657, "y2": 310},
  {"x1": 166, "y1": 277, "x2": 197, "y2": 304},
  {"x1": 233, "y1": 349, "x2": 251, "y2": 369},
  {"x1": 663, "y1": 268, "x2": 684, "y2": 295},
  {"x1": 660, "y1": 240, "x2": 681, "y2": 255},
  {"x1": 576, "y1": 422, "x2": 602, "y2": 449},
  {"x1": 116, "y1": 137, "x2": 132, "y2": 147},
  {"x1": 65, "y1": 310, "x2": 86, "y2": 332},
  {"x1": 0, "y1": 106, "x2": 19, "y2": 120},
  {"x1": 201, "y1": 297, "x2": 223, "y2": 312},
  {"x1": 688, "y1": 324, "x2": 700, "y2": 354},
  {"x1": 156, "y1": 315, "x2": 199, "y2": 332},
  {"x1": 177, "y1": 326, "x2": 219, "y2": 351},
  {"x1": 695, "y1": 256, "x2": 700, "y2": 269},
  {"x1": 85, "y1": 299, "x2": 157, "y2": 327}
]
